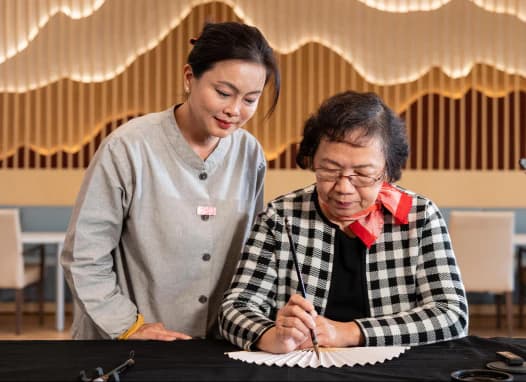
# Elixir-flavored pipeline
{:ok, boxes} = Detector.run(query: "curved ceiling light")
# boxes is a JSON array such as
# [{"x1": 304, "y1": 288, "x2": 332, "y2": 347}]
[
  {"x1": 1, "y1": 0, "x2": 525, "y2": 92},
  {"x1": 0, "y1": 0, "x2": 105, "y2": 64}
]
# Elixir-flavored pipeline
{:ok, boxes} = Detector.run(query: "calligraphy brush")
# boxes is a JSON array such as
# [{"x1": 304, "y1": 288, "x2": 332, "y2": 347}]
[{"x1": 284, "y1": 216, "x2": 320, "y2": 360}]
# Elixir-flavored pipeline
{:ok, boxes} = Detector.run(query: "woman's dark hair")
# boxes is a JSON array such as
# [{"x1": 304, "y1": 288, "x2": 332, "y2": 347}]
[
  {"x1": 296, "y1": 91, "x2": 409, "y2": 182},
  {"x1": 187, "y1": 21, "x2": 280, "y2": 118}
]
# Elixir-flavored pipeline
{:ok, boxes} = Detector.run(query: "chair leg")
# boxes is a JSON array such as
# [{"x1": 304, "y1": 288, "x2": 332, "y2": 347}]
[
  {"x1": 38, "y1": 280, "x2": 45, "y2": 326},
  {"x1": 15, "y1": 289, "x2": 23, "y2": 335},
  {"x1": 38, "y1": 245, "x2": 45, "y2": 326},
  {"x1": 519, "y1": 247, "x2": 526, "y2": 329},
  {"x1": 496, "y1": 294, "x2": 502, "y2": 329},
  {"x1": 505, "y1": 291, "x2": 513, "y2": 336}
]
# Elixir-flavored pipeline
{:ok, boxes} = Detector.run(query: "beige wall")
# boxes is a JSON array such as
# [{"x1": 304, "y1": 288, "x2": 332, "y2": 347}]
[{"x1": 1, "y1": 169, "x2": 525, "y2": 208}]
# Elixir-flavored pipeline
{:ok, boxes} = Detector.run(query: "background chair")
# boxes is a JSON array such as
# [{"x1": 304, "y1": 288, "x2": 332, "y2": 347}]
[
  {"x1": 0, "y1": 209, "x2": 45, "y2": 334},
  {"x1": 448, "y1": 210, "x2": 515, "y2": 335}
]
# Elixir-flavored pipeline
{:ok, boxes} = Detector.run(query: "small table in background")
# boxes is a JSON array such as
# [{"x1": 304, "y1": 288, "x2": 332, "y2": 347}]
[{"x1": 21, "y1": 232, "x2": 66, "y2": 331}]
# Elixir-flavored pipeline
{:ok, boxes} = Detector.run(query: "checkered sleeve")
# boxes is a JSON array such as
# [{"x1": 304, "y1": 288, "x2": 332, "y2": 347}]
[
  {"x1": 355, "y1": 198, "x2": 469, "y2": 346},
  {"x1": 218, "y1": 206, "x2": 280, "y2": 351}
]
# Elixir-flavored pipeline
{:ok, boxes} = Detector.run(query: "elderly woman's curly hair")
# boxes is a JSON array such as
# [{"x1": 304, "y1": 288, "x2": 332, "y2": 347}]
[{"x1": 296, "y1": 90, "x2": 409, "y2": 183}]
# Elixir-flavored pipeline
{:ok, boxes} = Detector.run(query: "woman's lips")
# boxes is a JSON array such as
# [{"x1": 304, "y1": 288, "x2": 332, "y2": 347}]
[
  {"x1": 335, "y1": 200, "x2": 354, "y2": 208},
  {"x1": 215, "y1": 117, "x2": 233, "y2": 130}
]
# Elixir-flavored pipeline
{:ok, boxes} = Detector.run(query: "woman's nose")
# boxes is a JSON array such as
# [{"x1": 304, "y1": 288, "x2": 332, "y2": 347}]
[{"x1": 224, "y1": 99, "x2": 241, "y2": 117}]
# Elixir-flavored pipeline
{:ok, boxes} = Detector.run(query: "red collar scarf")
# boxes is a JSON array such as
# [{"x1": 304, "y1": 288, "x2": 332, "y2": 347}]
[{"x1": 342, "y1": 182, "x2": 412, "y2": 248}]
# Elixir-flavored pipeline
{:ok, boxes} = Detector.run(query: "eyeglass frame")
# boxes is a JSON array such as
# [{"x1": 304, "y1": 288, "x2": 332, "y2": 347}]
[{"x1": 312, "y1": 167, "x2": 385, "y2": 188}]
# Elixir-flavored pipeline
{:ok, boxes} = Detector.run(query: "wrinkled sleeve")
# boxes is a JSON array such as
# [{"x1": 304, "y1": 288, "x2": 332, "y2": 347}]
[
  {"x1": 254, "y1": 149, "x2": 266, "y2": 216},
  {"x1": 219, "y1": 206, "x2": 280, "y2": 350},
  {"x1": 355, "y1": 200, "x2": 469, "y2": 346},
  {"x1": 61, "y1": 137, "x2": 138, "y2": 339}
]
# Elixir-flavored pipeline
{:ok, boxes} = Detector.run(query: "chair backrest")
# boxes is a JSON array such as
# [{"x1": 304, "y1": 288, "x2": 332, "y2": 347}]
[
  {"x1": 448, "y1": 210, "x2": 515, "y2": 293},
  {"x1": 0, "y1": 209, "x2": 24, "y2": 288}
]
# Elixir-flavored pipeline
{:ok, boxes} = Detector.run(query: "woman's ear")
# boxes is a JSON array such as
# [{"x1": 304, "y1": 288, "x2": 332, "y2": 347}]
[{"x1": 183, "y1": 64, "x2": 194, "y2": 94}]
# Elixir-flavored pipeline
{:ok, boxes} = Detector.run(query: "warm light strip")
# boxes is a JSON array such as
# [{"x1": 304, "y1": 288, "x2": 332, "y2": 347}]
[
  {"x1": 0, "y1": 0, "x2": 105, "y2": 64},
  {"x1": 356, "y1": 0, "x2": 526, "y2": 21},
  {"x1": 3, "y1": 0, "x2": 524, "y2": 69},
  {"x1": 357, "y1": 0, "x2": 449, "y2": 12}
]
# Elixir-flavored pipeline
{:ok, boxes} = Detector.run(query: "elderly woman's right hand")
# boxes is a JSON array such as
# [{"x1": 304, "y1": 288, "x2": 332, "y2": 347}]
[
  {"x1": 128, "y1": 322, "x2": 192, "y2": 341},
  {"x1": 256, "y1": 294, "x2": 317, "y2": 353}
]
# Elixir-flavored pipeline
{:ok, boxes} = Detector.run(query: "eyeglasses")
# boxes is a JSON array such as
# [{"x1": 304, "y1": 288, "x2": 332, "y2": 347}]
[{"x1": 313, "y1": 168, "x2": 384, "y2": 187}]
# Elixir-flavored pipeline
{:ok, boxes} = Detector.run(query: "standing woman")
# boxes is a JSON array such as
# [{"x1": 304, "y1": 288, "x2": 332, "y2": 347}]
[{"x1": 61, "y1": 21, "x2": 280, "y2": 340}]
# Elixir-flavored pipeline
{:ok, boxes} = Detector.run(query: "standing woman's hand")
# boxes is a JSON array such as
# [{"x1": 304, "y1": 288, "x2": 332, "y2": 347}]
[
  {"x1": 256, "y1": 294, "x2": 317, "y2": 354},
  {"x1": 128, "y1": 322, "x2": 192, "y2": 341}
]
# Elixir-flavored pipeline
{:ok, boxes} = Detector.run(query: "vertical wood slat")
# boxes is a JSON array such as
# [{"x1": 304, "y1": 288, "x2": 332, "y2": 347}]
[
  {"x1": 430, "y1": 34, "x2": 437, "y2": 169},
  {"x1": 502, "y1": 7, "x2": 511, "y2": 171},
  {"x1": 438, "y1": 72, "x2": 445, "y2": 170},
  {"x1": 23, "y1": 0, "x2": 30, "y2": 168},
  {"x1": 175, "y1": 3, "x2": 183, "y2": 108},
  {"x1": 459, "y1": 77, "x2": 465, "y2": 170},
  {"x1": 121, "y1": 1, "x2": 129, "y2": 160},
  {"x1": 480, "y1": 65, "x2": 487, "y2": 169},
  {"x1": 470, "y1": 66, "x2": 477, "y2": 170},
  {"x1": 284, "y1": 54, "x2": 292, "y2": 169},
  {"x1": 165, "y1": 0, "x2": 173, "y2": 112},
  {"x1": 492, "y1": 69, "x2": 498, "y2": 170},
  {"x1": 1, "y1": 0, "x2": 7, "y2": 169},
  {"x1": 416, "y1": 77, "x2": 423, "y2": 170},
  {"x1": 513, "y1": 77, "x2": 520, "y2": 169},
  {"x1": 295, "y1": 40, "x2": 303, "y2": 168},
  {"x1": 110, "y1": 0, "x2": 119, "y2": 143},
  {"x1": 87, "y1": 1, "x2": 97, "y2": 165},
  {"x1": 438, "y1": 9, "x2": 447, "y2": 170},
  {"x1": 263, "y1": 1, "x2": 277, "y2": 167},
  {"x1": 141, "y1": 0, "x2": 150, "y2": 128},
  {"x1": 12, "y1": 0, "x2": 19, "y2": 168},
  {"x1": 99, "y1": 3, "x2": 108, "y2": 146},
  {"x1": 131, "y1": 1, "x2": 139, "y2": 122},
  {"x1": 77, "y1": 11, "x2": 84, "y2": 168},
  {"x1": 491, "y1": 13, "x2": 499, "y2": 169},
  {"x1": 154, "y1": 3, "x2": 161, "y2": 113},
  {"x1": 63, "y1": 2, "x2": 69, "y2": 169},
  {"x1": 33, "y1": 0, "x2": 42, "y2": 169},
  {"x1": 55, "y1": 6, "x2": 63, "y2": 168},
  {"x1": 44, "y1": 0, "x2": 52, "y2": 168},
  {"x1": 250, "y1": 2, "x2": 266, "y2": 160},
  {"x1": 1, "y1": 1, "x2": 525, "y2": 170}
]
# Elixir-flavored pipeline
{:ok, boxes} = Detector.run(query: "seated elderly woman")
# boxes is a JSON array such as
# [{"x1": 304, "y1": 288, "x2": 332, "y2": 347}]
[{"x1": 219, "y1": 90, "x2": 468, "y2": 353}]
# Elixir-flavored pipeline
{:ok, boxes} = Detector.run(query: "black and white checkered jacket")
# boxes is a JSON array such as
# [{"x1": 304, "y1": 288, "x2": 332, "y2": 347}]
[{"x1": 219, "y1": 184, "x2": 468, "y2": 350}]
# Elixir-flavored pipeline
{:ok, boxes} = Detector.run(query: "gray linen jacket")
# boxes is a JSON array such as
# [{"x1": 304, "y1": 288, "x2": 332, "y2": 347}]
[{"x1": 62, "y1": 106, "x2": 266, "y2": 339}]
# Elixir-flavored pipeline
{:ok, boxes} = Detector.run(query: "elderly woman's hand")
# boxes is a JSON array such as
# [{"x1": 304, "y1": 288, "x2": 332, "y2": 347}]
[
  {"x1": 308, "y1": 316, "x2": 365, "y2": 348},
  {"x1": 256, "y1": 294, "x2": 317, "y2": 353}
]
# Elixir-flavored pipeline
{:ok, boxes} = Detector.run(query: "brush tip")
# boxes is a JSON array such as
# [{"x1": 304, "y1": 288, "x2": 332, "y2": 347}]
[{"x1": 313, "y1": 344, "x2": 321, "y2": 360}]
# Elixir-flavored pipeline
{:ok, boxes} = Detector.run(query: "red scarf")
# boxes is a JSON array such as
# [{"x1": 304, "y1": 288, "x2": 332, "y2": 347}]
[{"x1": 321, "y1": 182, "x2": 412, "y2": 248}]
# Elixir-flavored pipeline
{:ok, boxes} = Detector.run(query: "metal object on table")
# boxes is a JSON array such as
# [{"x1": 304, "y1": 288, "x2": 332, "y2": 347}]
[{"x1": 79, "y1": 351, "x2": 135, "y2": 382}]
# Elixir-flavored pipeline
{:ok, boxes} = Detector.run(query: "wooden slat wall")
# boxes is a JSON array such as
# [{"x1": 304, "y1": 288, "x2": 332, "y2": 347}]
[{"x1": 0, "y1": 1, "x2": 525, "y2": 170}]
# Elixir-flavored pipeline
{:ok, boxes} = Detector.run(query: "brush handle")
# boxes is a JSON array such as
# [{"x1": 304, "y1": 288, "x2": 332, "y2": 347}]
[
  {"x1": 284, "y1": 216, "x2": 320, "y2": 350},
  {"x1": 284, "y1": 217, "x2": 308, "y2": 298}
]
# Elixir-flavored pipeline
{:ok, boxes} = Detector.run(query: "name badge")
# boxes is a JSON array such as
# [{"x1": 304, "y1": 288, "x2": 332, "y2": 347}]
[{"x1": 197, "y1": 206, "x2": 217, "y2": 216}]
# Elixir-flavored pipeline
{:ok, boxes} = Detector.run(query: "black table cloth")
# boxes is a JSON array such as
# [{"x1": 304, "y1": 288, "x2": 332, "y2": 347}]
[{"x1": 1, "y1": 336, "x2": 526, "y2": 381}]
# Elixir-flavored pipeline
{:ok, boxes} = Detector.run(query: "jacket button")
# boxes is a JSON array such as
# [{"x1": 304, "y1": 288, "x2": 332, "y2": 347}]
[
  {"x1": 201, "y1": 215, "x2": 209, "y2": 221},
  {"x1": 199, "y1": 172, "x2": 207, "y2": 180},
  {"x1": 202, "y1": 253, "x2": 211, "y2": 261},
  {"x1": 198, "y1": 295, "x2": 208, "y2": 304}
]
